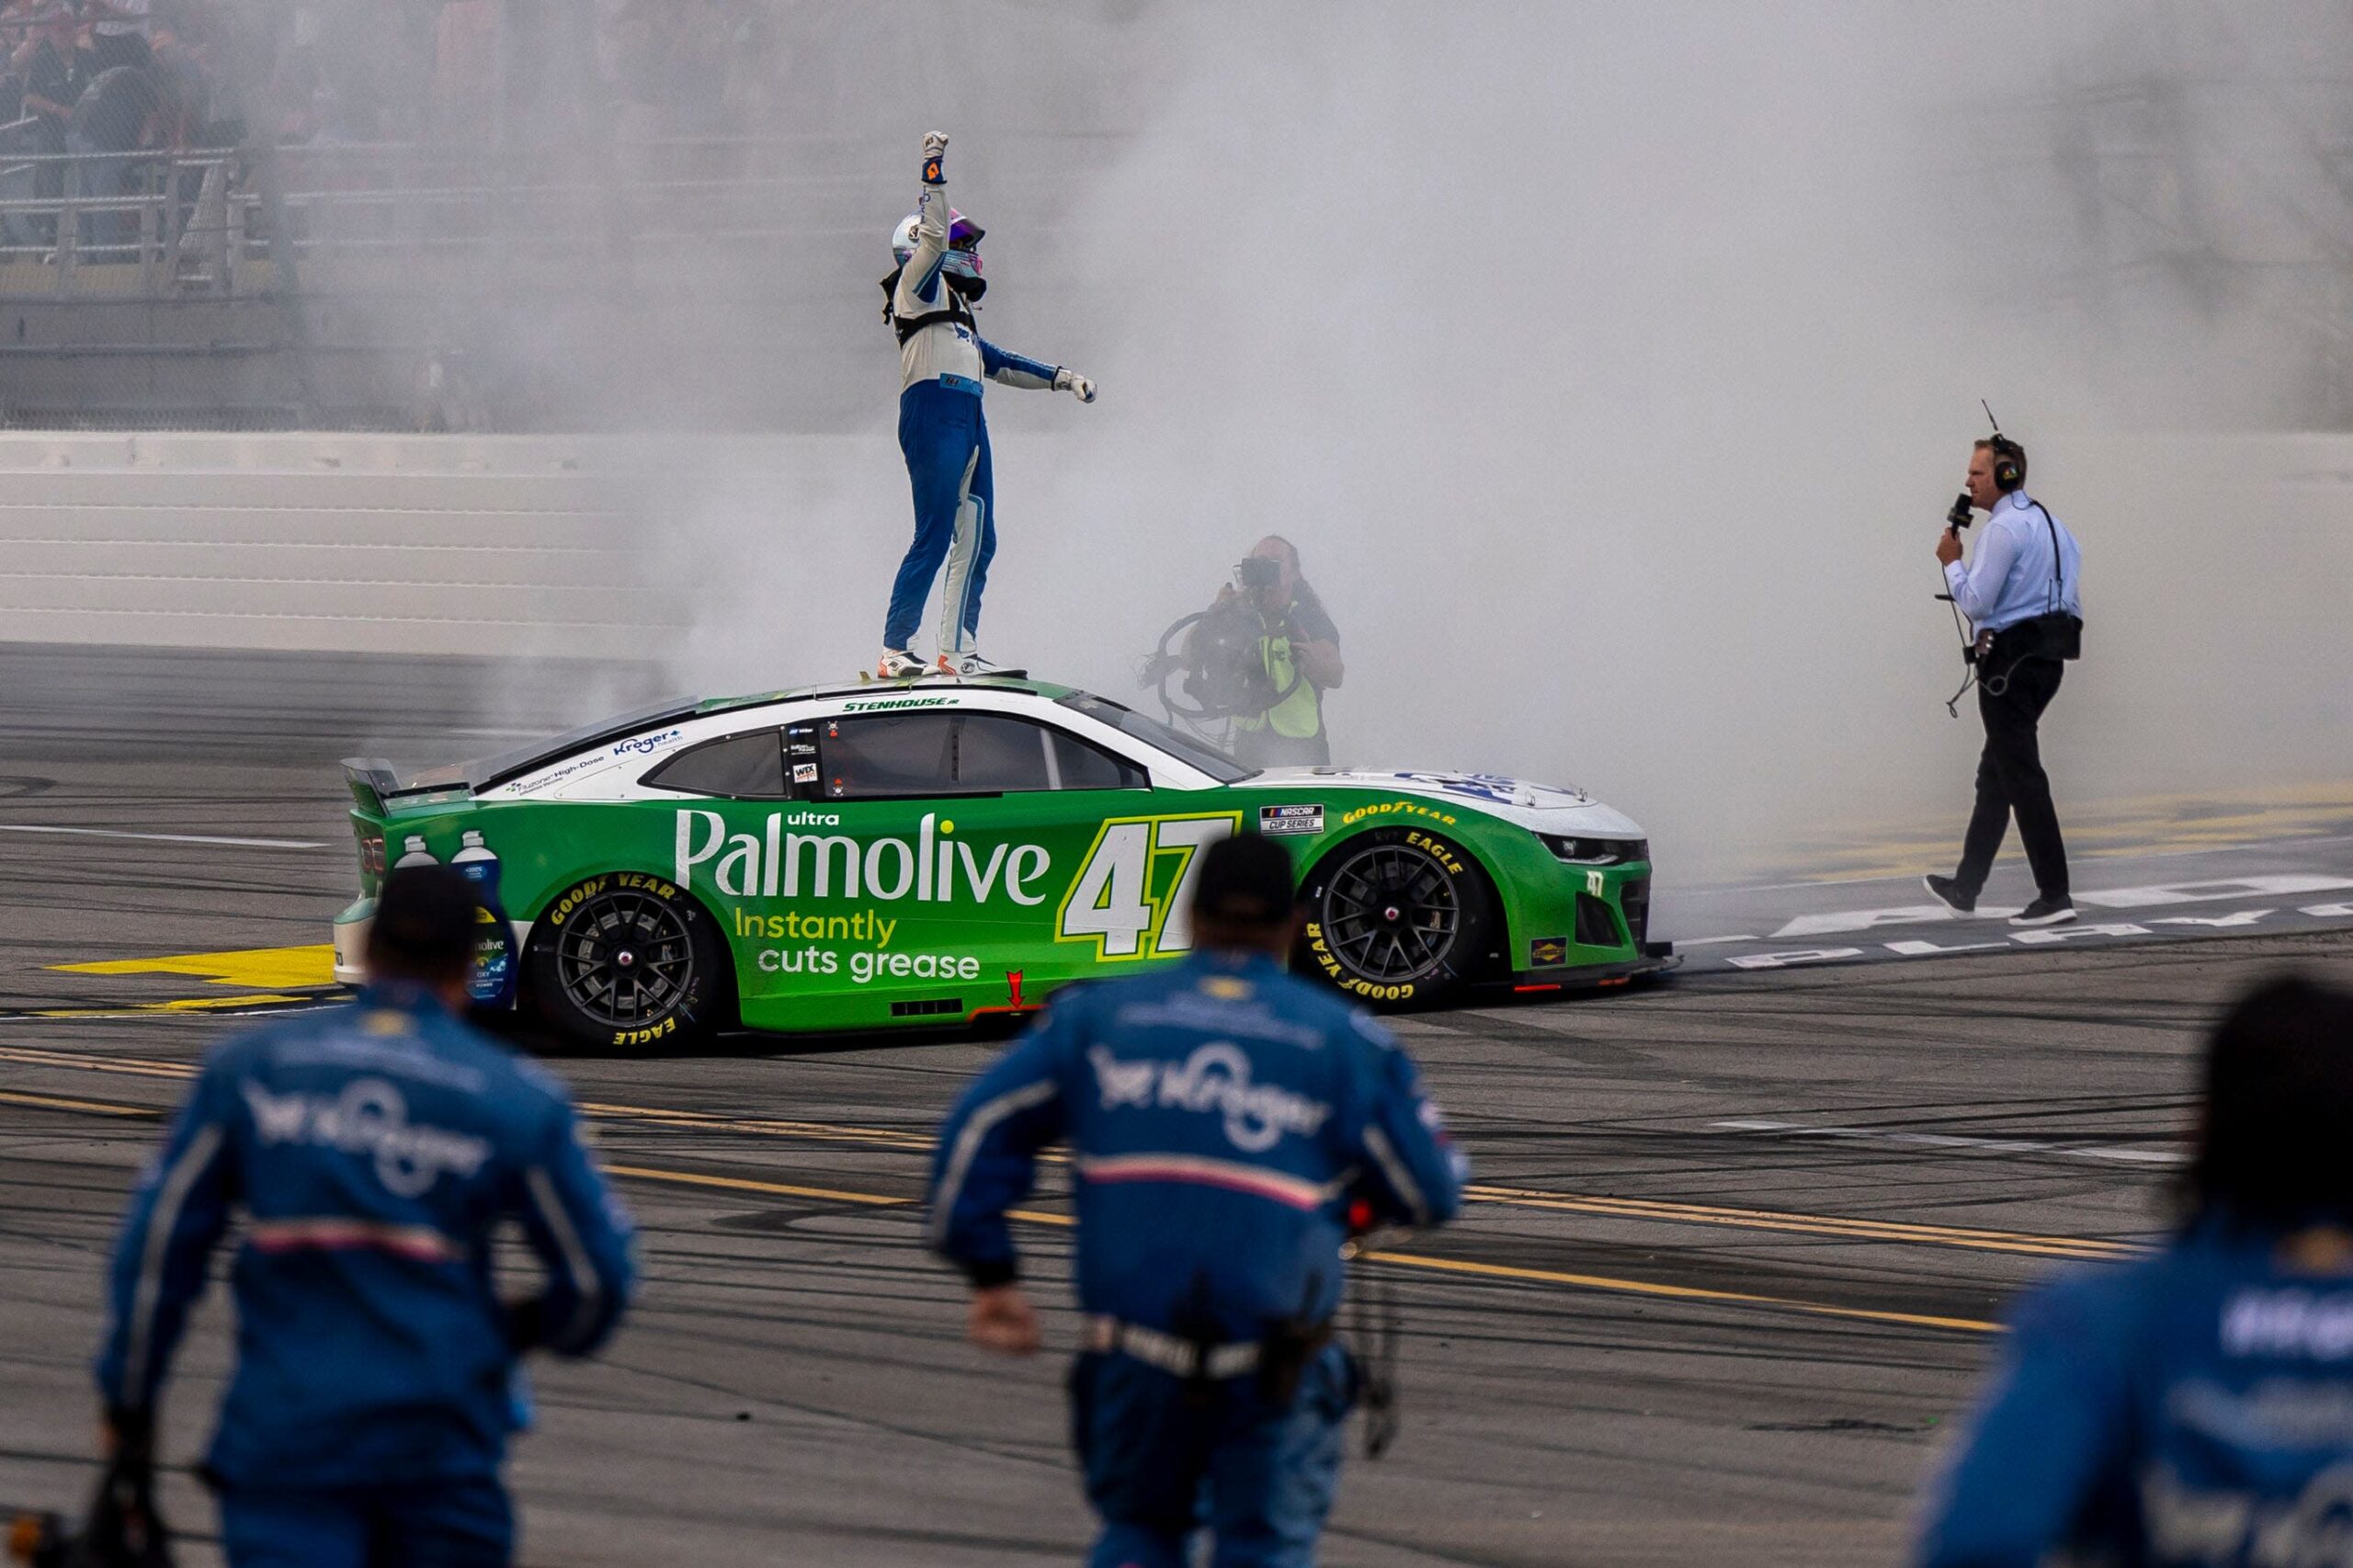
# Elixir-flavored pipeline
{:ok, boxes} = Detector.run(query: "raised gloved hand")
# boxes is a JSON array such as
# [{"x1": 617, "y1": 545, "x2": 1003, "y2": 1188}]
[
  {"x1": 921, "y1": 131, "x2": 949, "y2": 185},
  {"x1": 1053, "y1": 367, "x2": 1097, "y2": 404}
]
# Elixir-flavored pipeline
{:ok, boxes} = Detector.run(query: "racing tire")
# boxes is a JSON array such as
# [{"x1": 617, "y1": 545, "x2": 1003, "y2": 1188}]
[
  {"x1": 526, "y1": 873, "x2": 729, "y2": 1053},
  {"x1": 1296, "y1": 827, "x2": 1495, "y2": 1008}
]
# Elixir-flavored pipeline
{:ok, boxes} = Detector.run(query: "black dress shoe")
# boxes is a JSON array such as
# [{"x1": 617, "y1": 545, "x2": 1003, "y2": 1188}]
[
  {"x1": 2011, "y1": 894, "x2": 2077, "y2": 927},
  {"x1": 1923, "y1": 874, "x2": 1976, "y2": 915}
]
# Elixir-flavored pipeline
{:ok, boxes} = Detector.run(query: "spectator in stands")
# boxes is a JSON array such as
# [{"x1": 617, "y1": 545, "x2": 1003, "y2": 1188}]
[
  {"x1": 85, "y1": 0, "x2": 151, "y2": 74},
  {"x1": 66, "y1": 60, "x2": 168, "y2": 252},
  {"x1": 3, "y1": 11, "x2": 81, "y2": 248}
]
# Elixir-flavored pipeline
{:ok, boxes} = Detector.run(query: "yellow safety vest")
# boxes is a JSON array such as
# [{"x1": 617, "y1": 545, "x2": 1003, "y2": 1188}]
[{"x1": 1231, "y1": 629, "x2": 1324, "y2": 740}]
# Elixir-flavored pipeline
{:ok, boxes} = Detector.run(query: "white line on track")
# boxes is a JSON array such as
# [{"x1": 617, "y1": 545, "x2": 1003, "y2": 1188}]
[
  {"x1": 1711, "y1": 832, "x2": 2353, "y2": 894},
  {"x1": 1711, "y1": 1118, "x2": 2186, "y2": 1166},
  {"x1": 0, "y1": 824, "x2": 329, "y2": 850}
]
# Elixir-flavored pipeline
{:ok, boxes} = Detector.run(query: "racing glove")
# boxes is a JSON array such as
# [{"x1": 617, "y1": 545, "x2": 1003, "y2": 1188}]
[
  {"x1": 1052, "y1": 367, "x2": 1097, "y2": 404},
  {"x1": 921, "y1": 131, "x2": 949, "y2": 186}
]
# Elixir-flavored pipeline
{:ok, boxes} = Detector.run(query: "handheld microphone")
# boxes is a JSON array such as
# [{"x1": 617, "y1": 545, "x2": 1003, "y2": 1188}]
[{"x1": 1946, "y1": 492, "x2": 1974, "y2": 531}]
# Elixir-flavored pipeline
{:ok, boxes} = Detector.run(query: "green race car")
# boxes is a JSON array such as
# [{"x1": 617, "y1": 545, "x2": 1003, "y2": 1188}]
[{"x1": 335, "y1": 676, "x2": 1673, "y2": 1050}]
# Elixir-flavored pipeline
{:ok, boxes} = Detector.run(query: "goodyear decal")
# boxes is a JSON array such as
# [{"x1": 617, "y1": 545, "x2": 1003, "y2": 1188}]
[
  {"x1": 1339, "y1": 800, "x2": 1458, "y2": 828},
  {"x1": 1303, "y1": 919, "x2": 1416, "y2": 1004}
]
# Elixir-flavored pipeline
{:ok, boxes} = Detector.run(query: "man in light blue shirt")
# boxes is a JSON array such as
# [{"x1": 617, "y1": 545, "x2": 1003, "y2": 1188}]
[{"x1": 1926, "y1": 436, "x2": 2085, "y2": 926}]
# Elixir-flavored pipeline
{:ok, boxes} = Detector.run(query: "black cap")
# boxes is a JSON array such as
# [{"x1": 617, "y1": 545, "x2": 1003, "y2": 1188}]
[
  {"x1": 367, "y1": 864, "x2": 480, "y2": 982},
  {"x1": 1190, "y1": 832, "x2": 1295, "y2": 928}
]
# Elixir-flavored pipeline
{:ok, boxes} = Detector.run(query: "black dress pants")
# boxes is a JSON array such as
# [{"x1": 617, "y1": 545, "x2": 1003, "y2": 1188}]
[{"x1": 1955, "y1": 656, "x2": 2068, "y2": 900}]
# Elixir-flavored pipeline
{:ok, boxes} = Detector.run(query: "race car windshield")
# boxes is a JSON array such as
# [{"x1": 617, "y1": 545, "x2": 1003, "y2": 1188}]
[{"x1": 1057, "y1": 694, "x2": 1255, "y2": 784}]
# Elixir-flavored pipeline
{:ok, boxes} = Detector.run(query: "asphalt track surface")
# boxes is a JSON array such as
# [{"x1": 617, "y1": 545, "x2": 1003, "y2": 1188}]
[{"x1": 5, "y1": 756, "x2": 2353, "y2": 1566}]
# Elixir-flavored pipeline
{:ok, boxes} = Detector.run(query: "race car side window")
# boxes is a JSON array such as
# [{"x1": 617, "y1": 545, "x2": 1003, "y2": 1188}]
[
  {"x1": 953, "y1": 715, "x2": 1059, "y2": 792},
  {"x1": 1047, "y1": 729, "x2": 1147, "y2": 790},
  {"x1": 822, "y1": 712, "x2": 960, "y2": 799},
  {"x1": 819, "y1": 713, "x2": 1134, "y2": 797},
  {"x1": 642, "y1": 730, "x2": 789, "y2": 799}
]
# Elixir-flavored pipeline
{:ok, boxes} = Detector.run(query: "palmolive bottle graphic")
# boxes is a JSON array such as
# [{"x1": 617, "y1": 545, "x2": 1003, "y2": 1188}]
[
  {"x1": 450, "y1": 830, "x2": 501, "y2": 900},
  {"x1": 393, "y1": 835, "x2": 438, "y2": 869},
  {"x1": 450, "y1": 831, "x2": 517, "y2": 1006}
]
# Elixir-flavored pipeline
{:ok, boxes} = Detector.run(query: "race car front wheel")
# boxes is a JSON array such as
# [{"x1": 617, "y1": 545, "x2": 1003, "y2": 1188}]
[
  {"x1": 1297, "y1": 828, "x2": 1495, "y2": 1007},
  {"x1": 527, "y1": 874, "x2": 727, "y2": 1052}
]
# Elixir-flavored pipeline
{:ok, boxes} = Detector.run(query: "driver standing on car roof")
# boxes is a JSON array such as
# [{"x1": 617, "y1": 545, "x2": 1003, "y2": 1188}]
[
  {"x1": 1915, "y1": 975, "x2": 2353, "y2": 1568},
  {"x1": 926, "y1": 833, "x2": 1466, "y2": 1568},
  {"x1": 875, "y1": 131, "x2": 1098, "y2": 684}
]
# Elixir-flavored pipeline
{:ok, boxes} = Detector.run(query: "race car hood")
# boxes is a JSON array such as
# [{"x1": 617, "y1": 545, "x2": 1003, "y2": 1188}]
[{"x1": 1251, "y1": 768, "x2": 1646, "y2": 838}]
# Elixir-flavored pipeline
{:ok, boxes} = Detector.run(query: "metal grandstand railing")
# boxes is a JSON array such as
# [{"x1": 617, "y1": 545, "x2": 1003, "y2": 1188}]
[{"x1": 0, "y1": 133, "x2": 869, "y2": 301}]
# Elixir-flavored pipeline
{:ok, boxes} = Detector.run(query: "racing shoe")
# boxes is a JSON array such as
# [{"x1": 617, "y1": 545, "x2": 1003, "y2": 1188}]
[
  {"x1": 936, "y1": 651, "x2": 1017, "y2": 679},
  {"x1": 876, "y1": 648, "x2": 926, "y2": 680},
  {"x1": 1922, "y1": 874, "x2": 1976, "y2": 915},
  {"x1": 2010, "y1": 894, "x2": 2077, "y2": 927}
]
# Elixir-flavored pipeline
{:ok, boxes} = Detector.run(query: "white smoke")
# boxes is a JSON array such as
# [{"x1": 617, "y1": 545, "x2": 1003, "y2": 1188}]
[{"x1": 653, "y1": 1, "x2": 2353, "y2": 882}]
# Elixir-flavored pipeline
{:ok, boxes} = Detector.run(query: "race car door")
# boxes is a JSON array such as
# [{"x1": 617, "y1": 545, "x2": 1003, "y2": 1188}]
[{"x1": 808, "y1": 708, "x2": 1163, "y2": 1023}]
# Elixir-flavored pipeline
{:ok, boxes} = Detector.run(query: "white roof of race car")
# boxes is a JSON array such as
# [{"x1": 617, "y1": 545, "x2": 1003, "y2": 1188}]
[{"x1": 351, "y1": 675, "x2": 1645, "y2": 837}]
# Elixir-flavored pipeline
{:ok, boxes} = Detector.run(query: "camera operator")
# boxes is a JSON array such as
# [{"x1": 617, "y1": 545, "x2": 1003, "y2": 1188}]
[
  {"x1": 1925, "y1": 435, "x2": 2084, "y2": 927},
  {"x1": 1189, "y1": 535, "x2": 1344, "y2": 768}
]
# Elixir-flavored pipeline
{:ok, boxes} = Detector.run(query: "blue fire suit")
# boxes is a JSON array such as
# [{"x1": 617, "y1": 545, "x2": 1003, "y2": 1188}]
[
  {"x1": 927, "y1": 949, "x2": 1468, "y2": 1568},
  {"x1": 1916, "y1": 1221, "x2": 2353, "y2": 1567},
  {"x1": 95, "y1": 984, "x2": 635, "y2": 1567},
  {"x1": 884, "y1": 152, "x2": 1067, "y2": 657}
]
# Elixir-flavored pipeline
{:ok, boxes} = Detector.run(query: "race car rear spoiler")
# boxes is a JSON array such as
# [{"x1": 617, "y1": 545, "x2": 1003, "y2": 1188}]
[{"x1": 340, "y1": 695, "x2": 705, "y2": 814}]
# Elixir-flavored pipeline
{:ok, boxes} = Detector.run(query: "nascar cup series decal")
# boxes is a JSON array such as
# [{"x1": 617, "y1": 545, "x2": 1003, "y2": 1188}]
[{"x1": 1257, "y1": 803, "x2": 1324, "y2": 836}]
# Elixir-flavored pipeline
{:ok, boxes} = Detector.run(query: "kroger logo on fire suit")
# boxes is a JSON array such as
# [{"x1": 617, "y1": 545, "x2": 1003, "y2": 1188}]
[
  {"x1": 1087, "y1": 1042, "x2": 1331, "y2": 1153},
  {"x1": 242, "y1": 1077, "x2": 493, "y2": 1199}
]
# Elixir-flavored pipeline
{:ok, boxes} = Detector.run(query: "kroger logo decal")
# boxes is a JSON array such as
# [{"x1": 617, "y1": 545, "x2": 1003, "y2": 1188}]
[
  {"x1": 1087, "y1": 1041, "x2": 1330, "y2": 1153},
  {"x1": 611, "y1": 728, "x2": 683, "y2": 756},
  {"x1": 242, "y1": 1077, "x2": 493, "y2": 1198}
]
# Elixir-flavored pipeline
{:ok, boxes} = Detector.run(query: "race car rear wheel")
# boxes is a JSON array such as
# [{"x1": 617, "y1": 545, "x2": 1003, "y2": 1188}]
[
  {"x1": 1297, "y1": 828, "x2": 1495, "y2": 1007},
  {"x1": 528, "y1": 875, "x2": 727, "y2": 1052}
]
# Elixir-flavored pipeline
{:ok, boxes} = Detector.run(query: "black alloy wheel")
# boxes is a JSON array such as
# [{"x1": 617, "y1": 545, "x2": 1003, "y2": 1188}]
[
  {"x1": 528, "y1": 875, "x2": 725, "y2": 1051},
  {"x1": 1298, "y1": 828, "x2": 1494, "y2": 1007}
]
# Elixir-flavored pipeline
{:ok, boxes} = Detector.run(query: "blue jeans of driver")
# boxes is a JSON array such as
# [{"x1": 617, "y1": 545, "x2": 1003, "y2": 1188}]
[
  {"x1": 885, "y1": 378, "x2": 995, "y2": 654},
  {"x1": 1071, "y1": 1342, "x2": 1357, "y2": 1568},
  {"x1": 216, "y1": 1478, "x2": 513, "y2": 1568}
]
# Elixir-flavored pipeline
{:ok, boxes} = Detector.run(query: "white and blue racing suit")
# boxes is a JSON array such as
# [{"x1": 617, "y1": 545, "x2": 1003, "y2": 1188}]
[
  {"x1": 926, "y1": 950, "x2": 1467, "y2": 1568},
  {"x1": 883, "y1": 149, "x2": 1067, "y2": 657}
]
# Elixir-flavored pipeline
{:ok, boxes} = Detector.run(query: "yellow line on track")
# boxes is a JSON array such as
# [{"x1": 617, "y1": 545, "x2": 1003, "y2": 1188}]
[
  {"x1": 48, "y1": 945, "x2": 337, "y2": 990},
  {"x1": 0, "y1": 1045, "x2": 195, "y2": 1079},
  {"x1": 600, "y1": 1161, "x2": 1991, "y2": 1334},
  {"x1": 0, "y1": 1048, "x2": 2138, "y2": 1262},
  {"x1": 1361, "y1": 1248, "x2": 2001, "y2": 1334},
  {"x1": 1461, "y1": 1183, "x2": 2135, "y2": 1260},
  {"x1": 0, "y1": 1082, "x2": 1996, "y2": 1335},
  {"x1": 602, "y1": 1164, "x2": 908, "y2": 1208},
  {"x1": 0, "y1": 1088, "x2": 161, "y2": 1118}
]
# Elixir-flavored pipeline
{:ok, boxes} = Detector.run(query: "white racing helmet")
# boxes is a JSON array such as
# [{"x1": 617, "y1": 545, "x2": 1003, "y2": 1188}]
[{"x1": 889, "y1": 208, "x2": 984, "y2": 282}]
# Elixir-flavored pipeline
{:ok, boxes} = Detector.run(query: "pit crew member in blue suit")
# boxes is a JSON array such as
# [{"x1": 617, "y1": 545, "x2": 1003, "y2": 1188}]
[
  {"x1": 95, "y1": 866, "x2": 636, "y2": 1568},
  {"x1": 878, "y1": 130, "x2": 1097, "y2": 682},
  {"x1": 1915, "y1": 975, "x2": 2353, "y2": 1568},
  {"x1": 926, "y1": 832, "x2": 1467, "y2": 1568}
]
